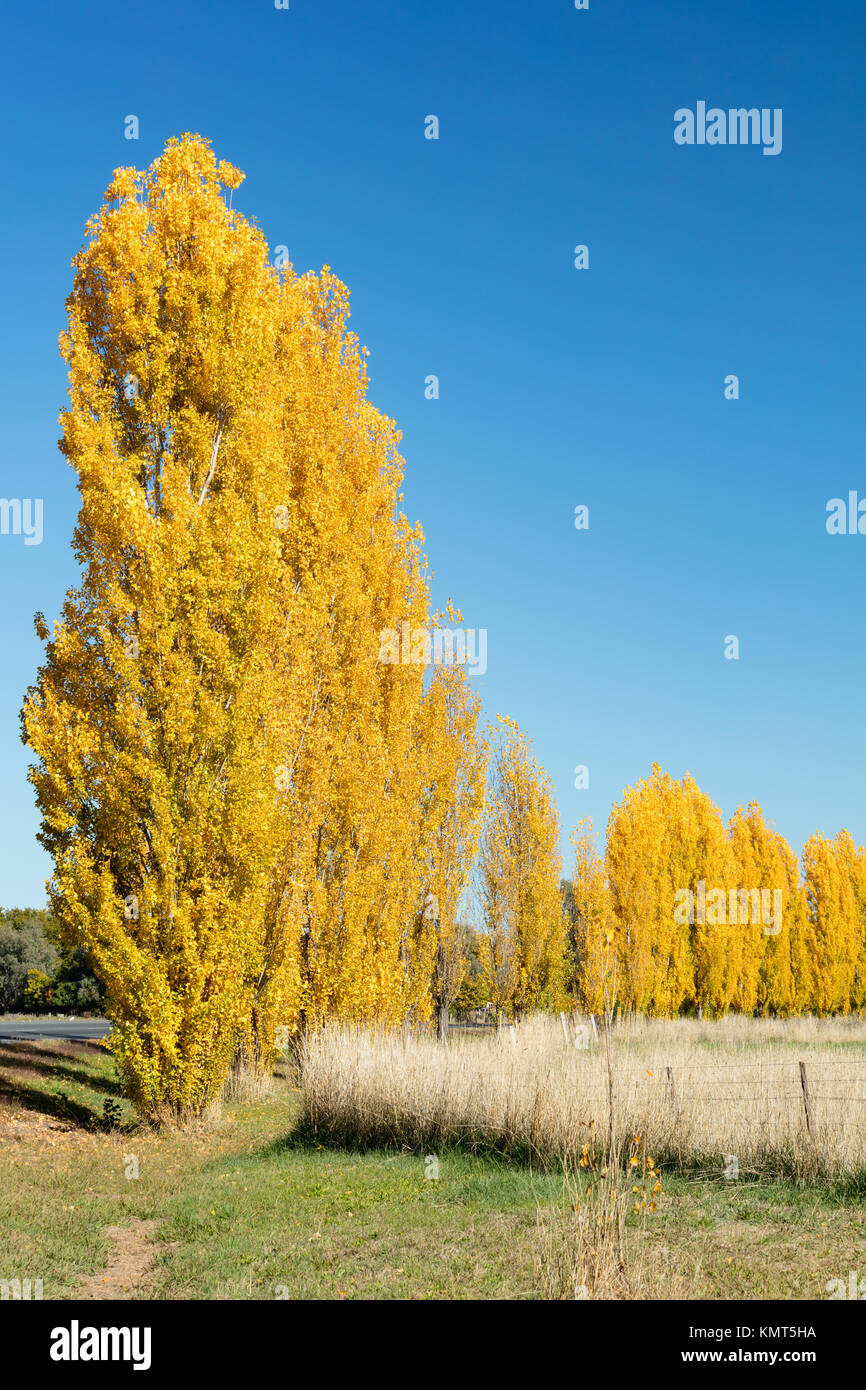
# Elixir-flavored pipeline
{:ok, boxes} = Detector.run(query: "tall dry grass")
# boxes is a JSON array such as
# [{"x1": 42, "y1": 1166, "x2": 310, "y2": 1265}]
[{"x1": 299, "y1": 1013, "x2": 866, "y2": 1185}]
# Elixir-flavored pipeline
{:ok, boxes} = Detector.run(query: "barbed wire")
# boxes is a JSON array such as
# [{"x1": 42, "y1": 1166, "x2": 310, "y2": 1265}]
[{"x1": 628, "y1": 1059, "x2": 866, "y2": 1070}]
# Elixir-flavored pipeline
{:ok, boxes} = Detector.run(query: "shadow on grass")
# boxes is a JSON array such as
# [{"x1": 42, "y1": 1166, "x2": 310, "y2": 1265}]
[
  {"x1": 0, "y1": 1043, "x2": 124, "y2": 1099},
  {"x1": 0, "y1": 1044, "x2": 130, "y2": 1131},
  {"x1": 252, "y1": 1118, "x2": 333, "y2": 1162},
  {"x1": 247, "y1": 1107, "x2": 866, "y2": 1202},
  {"x1": 0, "y1": 1071, "x2": 107, "y2": 1129},
  {"x1": 249, "y1": 1110, "x2": 543, "y2": 1172},
  {"x1": 0, "y1": 1039, "x2": 106, "y2": 1064}
]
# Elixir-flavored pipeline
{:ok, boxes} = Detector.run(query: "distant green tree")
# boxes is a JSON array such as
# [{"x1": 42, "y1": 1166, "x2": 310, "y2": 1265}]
[
  {"x1": 0, "y1": 910, "x2": 58, "y2": 1011},
  {"x1": 451, "y1": 923, "x2": 491, "y2": 1016},
  {"x1": 0, "y1": 908, "x2": 104, "y2": 1013}
]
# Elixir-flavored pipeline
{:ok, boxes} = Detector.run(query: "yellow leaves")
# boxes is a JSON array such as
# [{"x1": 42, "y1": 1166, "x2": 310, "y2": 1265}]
[
  {"x1": 801, "y1": 830, "x2": 864, "y2": 1014},
  {"x1": 595, "y1": 765, "x2": 861, "y2": 1022},
  {"x1": 478, "y1": 720, "x2": 564, "y2": 1018},
  {"x1": 216, "y1": 159, "x2": 244, "y2": 192},
  {"x1": 25, "y1": 132, "x2": 440, "y2": 1114}
]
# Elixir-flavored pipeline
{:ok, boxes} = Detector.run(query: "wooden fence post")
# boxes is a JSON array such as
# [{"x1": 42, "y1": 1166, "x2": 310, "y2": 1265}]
[
  {"x1": 666, "y1": 1065, "x2": 679, "y2": 1123},
  {"x1": 560, "y1": 1011, "x2": 571, "y2": 1044},
  {"x1": 799, "y1": 1060, "x2": 814, "y2": 1137}
]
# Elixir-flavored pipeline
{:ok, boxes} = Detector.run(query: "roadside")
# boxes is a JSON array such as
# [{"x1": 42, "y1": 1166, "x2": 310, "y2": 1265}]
[{"x1": 0, "y1": 1016, "x2": 109, "y2": 1042}]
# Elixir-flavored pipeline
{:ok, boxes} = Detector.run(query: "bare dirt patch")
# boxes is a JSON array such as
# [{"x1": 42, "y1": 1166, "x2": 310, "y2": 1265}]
[
  {"x1": 77, "y1": 1220, "x2": 161, "y2": 1300},
  {"x1": 0, "y1": 1107, "x2": 81, "y2": 1146}
]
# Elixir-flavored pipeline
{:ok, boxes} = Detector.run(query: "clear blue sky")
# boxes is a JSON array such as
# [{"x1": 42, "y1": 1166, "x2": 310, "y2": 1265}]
[{"x1": 2, "y1": 0, "x2": 865, "y2": 906}]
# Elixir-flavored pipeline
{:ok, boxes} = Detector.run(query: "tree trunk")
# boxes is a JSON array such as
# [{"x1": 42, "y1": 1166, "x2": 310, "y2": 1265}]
[{"x1": 437, "y1": 1003, "x2": 450, "y2": 1046}]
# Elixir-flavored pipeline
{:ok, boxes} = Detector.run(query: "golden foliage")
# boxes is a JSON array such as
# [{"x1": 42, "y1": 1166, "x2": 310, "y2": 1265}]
[
  {"x1": 22, "y1": 135, "x2": 490, "y2": 1116},
  {"x1": 477, "y1": 718, "x2": 565, "y2": 1018},
  {"x1": 582, "y1": 764, "x2": 865, "y2": 1021}
]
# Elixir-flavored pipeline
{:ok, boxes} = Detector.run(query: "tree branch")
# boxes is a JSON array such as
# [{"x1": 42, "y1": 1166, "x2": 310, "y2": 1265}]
[{"x1": 197, "y1": 428, "x2": 223, "y2": 506}]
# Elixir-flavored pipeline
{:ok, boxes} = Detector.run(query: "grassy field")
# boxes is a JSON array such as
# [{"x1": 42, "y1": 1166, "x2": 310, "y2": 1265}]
[
  {"x1": 1, "y1": 1028, "x2": 865, "y2": 1300},
  {"x1": 301, "y1": 1014, "x2": 866, "y2": 1185}
]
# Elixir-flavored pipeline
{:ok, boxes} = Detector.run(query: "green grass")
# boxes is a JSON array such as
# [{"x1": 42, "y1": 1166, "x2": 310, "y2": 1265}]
[
  {"x1": 0, "y1": 1040, "x2": 864, "y2": 1300},
  {"x1": 0, "y1": 1037, "x2": 134, "y2": 1130}
]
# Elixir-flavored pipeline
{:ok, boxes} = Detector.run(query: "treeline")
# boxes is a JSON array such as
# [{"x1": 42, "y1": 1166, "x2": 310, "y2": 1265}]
[
  {"x1": 568, "y1": 764, "x2": 866, "y2": 1019},
  {"x1": 454, "y1": 761, "x2": 866, "y2": 1025},
  {"x1": 0, "y1": 909, "x2": 104, "y2": 1014}
]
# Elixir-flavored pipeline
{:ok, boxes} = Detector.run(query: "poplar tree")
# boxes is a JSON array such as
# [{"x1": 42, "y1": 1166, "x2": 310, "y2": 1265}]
[
  {"x1": 803, "y1": 831, "x2": 862, "y2": 1013},
  {"x1": 247, "y1": 260, "x2": 431, "y2": 1044},
  {"x1": 411, "y1": 660, "x2": 488, "y2": 1040},
  {"x1": 22, "y1": 135, "x2": 435, "y2": 1113},
  {"x1": 477, "y1": 718, "x2": 565, "y2": 1019},
  {"x1": 605, "y1": 765, "x2": 697, "y2": 1015},
  {"x1": 569, "y1": 817, "x2": 611, "y2": 1013},
  {"x1": 728, "y1": 802, "x2": 805, "y2": 1015},
  {"x1": 22, "y1": 136, "x2": 295, "y2": 1117}
]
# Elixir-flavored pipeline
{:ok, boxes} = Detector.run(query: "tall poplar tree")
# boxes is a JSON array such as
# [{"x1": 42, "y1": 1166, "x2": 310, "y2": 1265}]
[
  {"x1": 802, "y1": 830, "x2": 862, "y2": 1013},
  {"x1": 477, "y1": 718, "x2": 565, "y2": 1019},
  {"x1": 413, "y1": 660, "x2": 489, "y2": 1039},
  {"x1": 22, "y1": 136, "x2": 297, "y2": 1117},
  {"x1": 22, "y1": 135, "x2": 435, "y2": 1114},
  {"x1": 569, "y1": 817, "x2": 611, "y2": 1013}
]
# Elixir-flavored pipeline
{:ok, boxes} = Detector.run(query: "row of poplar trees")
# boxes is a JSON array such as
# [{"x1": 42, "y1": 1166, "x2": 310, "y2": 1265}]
[
  {"x1": 570, "y1": 765, "x2": 866, "y2": 1020},
  {"x1": 22, "y1": 136, "x2": 563, "y2": 1121},
  {"x1": 22, "y1": 136, "x2": 861, "y2": 1122}
]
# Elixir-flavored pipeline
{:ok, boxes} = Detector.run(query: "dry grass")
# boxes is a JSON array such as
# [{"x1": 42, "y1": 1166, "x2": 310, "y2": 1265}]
[
  {"x1": 222, "y1": 1057, "x2": 278, "y2": 1105},
  {"x1": 535, "y1": 1135, "x2": 662, "y2": 1299},
  {"x1": 299, "y1": 1013, "x2": 866, "y2": 1187}
]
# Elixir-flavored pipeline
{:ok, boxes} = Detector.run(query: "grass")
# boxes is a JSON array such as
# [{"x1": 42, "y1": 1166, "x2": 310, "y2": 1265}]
[
  {"x1": 1, "y1": 1030, "x2": 865, "y2": 1299},
  {"x1": 300, "y1": 1015, "x2": 866, "y2": 1187},
  {"x1": 0, "y1": 1039, "x2": 565, "y2": 1299}
]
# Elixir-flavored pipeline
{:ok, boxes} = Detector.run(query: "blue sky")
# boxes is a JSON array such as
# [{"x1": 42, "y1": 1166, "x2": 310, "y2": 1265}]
[{"x1": 1, "y1": 0, "x2": 864, "y2": 905}]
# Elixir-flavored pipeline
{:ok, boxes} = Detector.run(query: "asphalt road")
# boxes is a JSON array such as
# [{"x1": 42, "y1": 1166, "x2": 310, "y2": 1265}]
[{"x1": 0, "y1": 1018, "x2": 110, "y2": 1042}]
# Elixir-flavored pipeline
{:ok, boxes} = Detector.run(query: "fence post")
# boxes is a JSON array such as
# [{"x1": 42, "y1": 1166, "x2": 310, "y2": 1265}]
[
  {"x1": 589, "y1": 1014, "x2": 599, "y2": 1045},
  {"x1": 560, "y1": 1011, "x2": 571, "y2": 1044},
  {"x1": 666, "y1": 1065, "x2": 679, "y2": 1123},
  {"x1": 799, "y1": 1060, "x2": 814, "y2": 1137}
]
